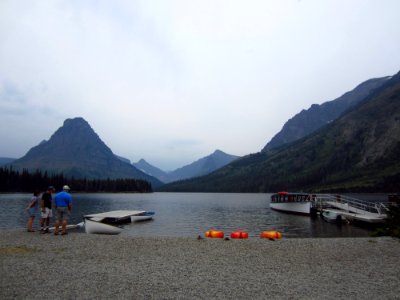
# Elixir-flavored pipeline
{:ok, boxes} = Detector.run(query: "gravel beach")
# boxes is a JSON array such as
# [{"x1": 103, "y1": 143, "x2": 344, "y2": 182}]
[{"x1": 1, "y1": 229, "x2": 399, "y2": 299}]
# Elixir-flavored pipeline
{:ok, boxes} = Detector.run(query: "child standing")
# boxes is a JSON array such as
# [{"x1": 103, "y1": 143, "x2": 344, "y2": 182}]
[{"x1": 26, "y1": 191, "x2": 40, "y2": 232}]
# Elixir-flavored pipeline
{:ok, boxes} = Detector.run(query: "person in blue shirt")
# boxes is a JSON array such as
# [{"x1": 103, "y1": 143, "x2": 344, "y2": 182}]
[{"x1": 54, "y1": 185, "x2": 73, "y2": 235}]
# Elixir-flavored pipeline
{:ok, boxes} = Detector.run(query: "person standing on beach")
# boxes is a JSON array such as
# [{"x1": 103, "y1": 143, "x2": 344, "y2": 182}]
[
  {"x1": 54, "y1": 185, "x2": 72, "y2": 236},
  {"x1": 40, "y1": 186, "x2": 54, "y2": 233},
  {"x1": 26, "y1": 190, "x2": 40, "y2": 232}
]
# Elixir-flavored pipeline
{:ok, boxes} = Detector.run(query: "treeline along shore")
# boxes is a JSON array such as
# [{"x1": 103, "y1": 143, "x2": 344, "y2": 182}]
[{"x1": 0, "y1": 167, "x2": 153, "y2": 193}]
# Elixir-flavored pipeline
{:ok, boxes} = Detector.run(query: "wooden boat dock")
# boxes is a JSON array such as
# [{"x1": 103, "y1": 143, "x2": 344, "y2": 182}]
[{"x1": 311, "y1": 194, "x2": 395, "y2": 224}]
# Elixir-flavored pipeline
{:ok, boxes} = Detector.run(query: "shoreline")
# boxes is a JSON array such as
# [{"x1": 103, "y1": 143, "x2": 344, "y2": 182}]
[{"x1": 1, "y1": 229, "x2": 400, "y2": 299}]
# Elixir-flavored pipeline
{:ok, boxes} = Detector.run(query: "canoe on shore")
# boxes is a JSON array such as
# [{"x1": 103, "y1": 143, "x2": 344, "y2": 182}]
[
  {"x1": 48, "y1": 222, "x2": 84, "y2": 232},
  {"x1": 131, "y1": 211, "x2": 155, "y2": 222}
]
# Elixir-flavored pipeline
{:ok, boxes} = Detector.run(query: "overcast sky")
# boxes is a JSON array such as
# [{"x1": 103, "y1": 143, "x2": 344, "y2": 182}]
[{"x1": 1, "y1": 0, "x2": 399, "y2": 170}]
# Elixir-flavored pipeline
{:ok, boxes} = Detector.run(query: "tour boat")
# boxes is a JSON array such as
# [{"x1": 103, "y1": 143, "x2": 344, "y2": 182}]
[{"x1": 269, "y1": 192, "x2": 312, "y2": 215}]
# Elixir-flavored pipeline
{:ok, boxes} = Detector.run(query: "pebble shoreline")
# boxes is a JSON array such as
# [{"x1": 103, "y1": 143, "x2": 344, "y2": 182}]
[{"x1": 1, "y1": 229, "x2": 400, "y2": 299}]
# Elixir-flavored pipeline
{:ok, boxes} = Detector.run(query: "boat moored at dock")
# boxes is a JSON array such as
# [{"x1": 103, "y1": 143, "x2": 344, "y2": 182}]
[
  {"x1": 270, "y1": 192, "x2": 392, "y2": 225},
  {"x1": 270, "y1": 192, "x2": 313, "y2": 215}
]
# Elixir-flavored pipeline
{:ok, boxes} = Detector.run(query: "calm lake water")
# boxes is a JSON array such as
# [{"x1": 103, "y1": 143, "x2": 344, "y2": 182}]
[{"x1": 0, "y1": 192, "x2": 378, "y2": 238}]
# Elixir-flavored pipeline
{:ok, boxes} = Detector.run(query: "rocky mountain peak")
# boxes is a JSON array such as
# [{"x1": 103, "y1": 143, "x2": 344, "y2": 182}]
[{"x1": 8, "y1": 117, "x2": 162, "y2": 186}]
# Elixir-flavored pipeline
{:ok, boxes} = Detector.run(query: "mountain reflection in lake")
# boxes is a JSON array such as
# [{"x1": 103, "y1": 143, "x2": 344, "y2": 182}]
[{"x1": 0, "y1": 192, "x2": 373, "y2": 238}]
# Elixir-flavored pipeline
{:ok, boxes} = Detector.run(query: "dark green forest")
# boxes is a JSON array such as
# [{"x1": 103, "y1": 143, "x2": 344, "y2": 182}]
[{"x1": 0, "y1": 168, "x2": 153, "y2": 193}]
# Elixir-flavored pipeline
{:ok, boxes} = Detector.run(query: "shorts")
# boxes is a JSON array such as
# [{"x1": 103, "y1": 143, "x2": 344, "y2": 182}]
[
  {"x1": 56, "y1": 207, "x2": 70, "y2": 222},
  {"x1": 41, "y1": 208, "x2": 53, "y2": 218},
  {"x1": 28, "y1": 208, "x2": 37, "y2": 217}
]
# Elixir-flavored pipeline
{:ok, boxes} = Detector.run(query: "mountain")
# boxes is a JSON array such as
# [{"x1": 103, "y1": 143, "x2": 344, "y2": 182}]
[
  {"x1": 134, "y1": 150, "x2": 240, "y2": 183},
  {"x1": 0, "y1": 157, "x2": 16, "y2": 166},
  {"x1": 262, "y1": 76, "x2": 391, "y2": 151},
  {"x1": 115, "y1": 155, "x2": 131, "y2": 164},
  {"x1": 8, "y1": 117, "x2": 162, "y2": 187},
  {"x1": 133, "y1": 159, "x2": 169, "y2": 183},
  {"x1": 159, "y1": 71, "x2": 400, "y2": 193},
  {"x1": 164, "y1": 150, "x2": 239, "y2": 183}
]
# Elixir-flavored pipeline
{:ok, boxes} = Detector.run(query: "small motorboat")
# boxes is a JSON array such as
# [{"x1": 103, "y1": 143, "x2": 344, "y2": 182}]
[
  {"x1": 130, "y1": 211, "x2": 155, "y2": 222},
  {"x1": 321, "y1": 209, "x2": 348, "y2": 224},
  {"x1": 84, "y1": 218, "x2": 123, "y2": 235}
]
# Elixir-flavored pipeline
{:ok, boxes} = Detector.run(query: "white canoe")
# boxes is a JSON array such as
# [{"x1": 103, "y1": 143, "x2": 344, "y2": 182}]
[
  {"x1": 131, "y1": 211, "x2": 155, "y2": 222},
  {"x1": 84, "y1": 218, "x2": 123, "y2": 235},
  {"x1": 48, "y1": 222, "x2": 84, "y2": 232}
]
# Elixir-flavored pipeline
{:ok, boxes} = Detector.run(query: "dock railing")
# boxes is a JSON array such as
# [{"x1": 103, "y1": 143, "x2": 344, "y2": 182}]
[{"x1": 310, "y1": 194, "x2": 392, "y2": 216}]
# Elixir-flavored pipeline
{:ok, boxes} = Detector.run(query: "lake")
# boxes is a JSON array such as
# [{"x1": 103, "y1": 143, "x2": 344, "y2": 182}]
[{"x1": 0, "y1": 192, "x2": 376, "y2": 238}]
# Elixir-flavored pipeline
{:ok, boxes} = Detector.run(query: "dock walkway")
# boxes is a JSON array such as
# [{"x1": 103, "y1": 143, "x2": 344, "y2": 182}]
[{"x1": 311, "y1": 194, "x2": 393, "y2": 223}]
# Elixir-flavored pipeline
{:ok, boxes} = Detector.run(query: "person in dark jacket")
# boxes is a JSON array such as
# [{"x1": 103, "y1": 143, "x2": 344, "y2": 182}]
[{"x1": 40, "y1": 186, "x2": 55, "y2": 233}]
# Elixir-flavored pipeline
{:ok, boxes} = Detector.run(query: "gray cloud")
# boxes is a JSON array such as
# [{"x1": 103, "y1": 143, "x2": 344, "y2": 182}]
[{"x1": 1, "y1": 0, "x2": 400, "y2": 170}]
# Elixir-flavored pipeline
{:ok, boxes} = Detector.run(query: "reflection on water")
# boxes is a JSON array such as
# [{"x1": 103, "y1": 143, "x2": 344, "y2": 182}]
[{"x1": 0, "y1": 192, "x2": 374, "y2": 238}]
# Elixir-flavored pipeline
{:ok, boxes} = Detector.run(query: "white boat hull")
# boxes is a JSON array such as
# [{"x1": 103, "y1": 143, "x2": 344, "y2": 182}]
[
  {"x1": 270, "y1": 201, "x2": 311, "y2": 215},
  {"x1": 84, "y1": 218, "x2": 123, "y2": 235},
  {"x1": 131, "y1": 212, "x2": 155, "y2": 222},
  {"x1": 48, "y1": 222, "x2": 84, "y2": 232}
]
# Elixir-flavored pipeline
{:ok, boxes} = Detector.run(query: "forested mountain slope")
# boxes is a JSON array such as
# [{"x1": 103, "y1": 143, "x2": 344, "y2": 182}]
[
  {"x1": 262, "y1": 76, "x2": 390, "y2": 151},
  {"x1": 160, "y1": 72, "x2": 400, "y2": 192}
]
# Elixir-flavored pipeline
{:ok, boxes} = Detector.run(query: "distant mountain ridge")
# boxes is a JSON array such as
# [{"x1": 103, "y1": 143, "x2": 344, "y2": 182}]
[
  {"x1": 165, "y1": 150, "x2": 239, "y2": 183},
  {"x1": 0, "y1": 157, "x2": 16, "y2": 166},
  {"x1": 159, "y1": 71, "x2": 400, "y2": 192},
  {"x1": 8, "y1": 117, "x2": 162, "y2": 187},
  {"x1": 134, "y1": 150, "x2": 239, "y2": 183},
  {"x1": 262, "y1": 76, "x2": 391, "y2": 152},
  {"x1": 115, "y1": 155, "x2": 131, "y2": 164},
  {"x1": 133, "y1": 159, "x2": 169, "y2": 183}
]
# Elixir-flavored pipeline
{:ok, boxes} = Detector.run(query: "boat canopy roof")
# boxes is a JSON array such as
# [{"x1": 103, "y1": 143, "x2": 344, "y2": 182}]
[{"x1": 274, "y1": 192, "x2": 309, "y2": 196}]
